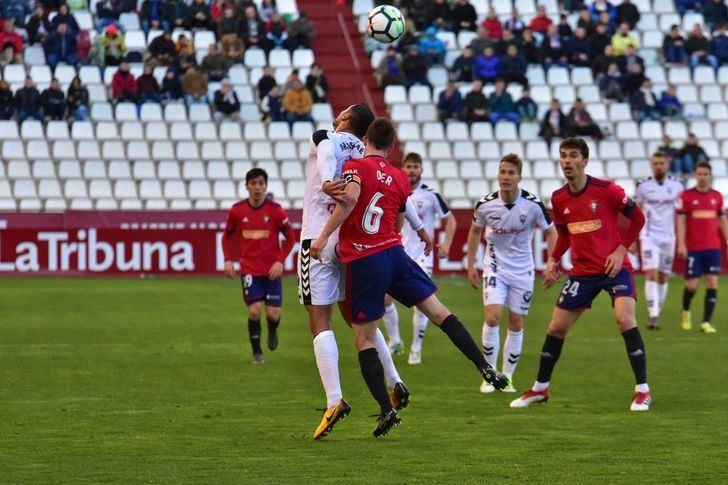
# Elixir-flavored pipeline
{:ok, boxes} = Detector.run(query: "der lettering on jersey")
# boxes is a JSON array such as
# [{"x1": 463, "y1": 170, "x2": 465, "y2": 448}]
[{"x1": 677, "y1": 188, "x2": 725, "y2": 251}]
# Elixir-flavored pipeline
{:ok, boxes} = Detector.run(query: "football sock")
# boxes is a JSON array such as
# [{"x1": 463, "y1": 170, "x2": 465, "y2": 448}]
[
  {"x1": 645, "y1": 280, "x2": 659, "y2": 318},
  {"x1": 267, "y1": 318, "x2": 279, "y2": 332},
  {"x1": 703, "y1": 289, "x2": 717, "y2": 323},
  {"x1": 481, "y1": 324, "x2": 500, "y2": 369},
  {"x1": 358, "y1": 348, "x2": 393, "y2": 414},
  {"x1": 536, "y1": 334, "x2": 564, "y2": 384},
  {"x1": 622, "y1": 327, "x2": 647, "y2": 385},
  {"x1": 248, "y1": 318, "x2": 262, "y2": 354},
  {"x1": 374, "y1": 328, "x2": 401, "y2": 388},
  {"x1": 410, "y1": 308, "x2": 428, "y2": 352},
  {"x1": 635, "y1": 383, "x2": 650, "y2": 393},
  {"x1": 682, "y1": 287, "x2": 696, "y2": 311},
  {"x1": 440, "y1": 314, "x2": 492, "y2": 371},
  {"x1": 658, "y1": 282, "x2": 669, "y2": 311},
  {"x1": 382, "y1": 303, "x2": 402, "y2": 345},
  {"x1": 502, "y1": 329, "x2": 523, "y2": 378},
  {"x1": 312, "y1": 330, "x2": 342, "y2": 409}
]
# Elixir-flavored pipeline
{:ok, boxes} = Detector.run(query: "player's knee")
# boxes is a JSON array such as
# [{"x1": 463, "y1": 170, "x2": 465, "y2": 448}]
[
  {"x1": 657, "y1": 273, "x2": 669, "y2": 284},
  {"x1": 645, "y1": 270, "x2": 657, "y2": 281},
  {"x1": 706, "y1": 277, "x2": 718, "y2": 290},
  {"x1": 266, "y1": 307, "x2": 281, "y2": 322},
  {"x1": 685, "y1": 280, "x2": 699, "y2": 292},
  {"x1": 247, "y1": 304, "x2": 262, "y2": 320},
  {"x1": 384, "y1": 294, "x2": 393, "y2": 306},
  {"x1": 615, "y1": 313, "x2": 636, "y2": 331},
  {"x1": 507, "y1": 314, "x2": 524, "y2": 331}
]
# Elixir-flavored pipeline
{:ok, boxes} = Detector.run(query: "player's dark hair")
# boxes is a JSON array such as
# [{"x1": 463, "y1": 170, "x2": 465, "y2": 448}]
[
  {"x1": 365, "y1": 118, "x2": 396, "y2": 150},
  {"x1": 695, "y1": 160, "x2": 712, "y2": 173},
  {"x1": 652, "y1": 151, "x2": 667, "y2": 159},
  {"x1": 500, "y1": 153, "x2": 522, "y2": 175},
  {"x1": 348, "y1": 103, "x2": 375, "y2": 139},
  {"x1": 245, "y1": 168, "x2": 268, "y2": 184},
  {"x1": 403, "y1": 152, "x2": 423, "y2": 166},
  {"x1": 559, "y1": 137, "x2": 589, "y2": 159}
]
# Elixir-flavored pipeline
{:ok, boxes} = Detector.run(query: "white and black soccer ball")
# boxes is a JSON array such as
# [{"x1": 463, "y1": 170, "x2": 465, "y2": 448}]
[{"x1": 368, "y1": 5, "x2": 405, "y2": 44}]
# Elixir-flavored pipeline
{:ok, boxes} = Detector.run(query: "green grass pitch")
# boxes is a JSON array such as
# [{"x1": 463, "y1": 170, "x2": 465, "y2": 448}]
[{"x1": 2, "y1": 275, "x2": 727, "y2": 483}]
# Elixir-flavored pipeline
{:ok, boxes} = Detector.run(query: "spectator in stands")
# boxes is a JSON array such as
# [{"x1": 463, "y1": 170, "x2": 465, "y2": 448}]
[
  {"x1": 0, "y1": 80, "x2": 14, "y2": 119},
  {"x1": 464, "y1": 79, "x2": 489, "y2": 123},
  {"x1": 257, "y1": 65, "x2": 276, "y2": 100},
  {"x1": 173, "y1": 43, "x2": 197, "y2": 74},
  {"x1": 589, "y1": 22, "x2": 612, "y2": 58},
  {"x1": 611, "y1": 22, "x2": 639, "y2": 56},
  {"x1": 482, "y1": 7, "x2": 503, "y2": 40},
  {"x1": 476, "y1": 46, "x2": 500, "y2": 84},
  {"x1": 623, "y1": 61, "x2": 646, "y2": 96},
  {"x1": 94, "y1": 0, "x2": 123, "y2": 33},
  {"x1": 499, "y1": 45, "x2": 528, "y2": 87},
  {"x1": 467, "y1": 26, "x2": 490, "y2": 56},
  {"x1": 658, "y1": 135, "x2": 680, "y2": 167},
  {"x1": 540, "y1": 24, "x2": 569, "y2": 69},
  {"x1": 592, "y1": 44, "x2": 619, "y2": 75},
  {"x1": 40, "y1": 78, "x2": 66, "y2": 121},
  {"x1": 676, "y1": 133, "x2": 709, "y2": 175},
  {"x1": 182, "y1": 65, "x2": 208, "y2": 106},
  {"x1": 217, "y1": 5, "x2": 237, "y2": 37},
  {"x1": 77, "y1": 29, "x2": 92, "y2": 61},
  {"x1": 451, "y1": 47, "x2": 475, "y2": 82},
  {"x1": 663, "y1": 24, "x2": 687, "y2": 64},
  {"x1": 494, "y1": 30, "x2": 517, "y2": 56},
  {"x1": 140, "y1": 0, "x2": 171, "y2": 34},
  {"x1": 51, "y1": 3, "x2": 80, "y2": 35},
  {"x1": 201, "y1": 44, "x2": 231, "y2": 82},
  {"x1": 566, "y1": 98, "x2": 603, "y2": 139},
  {"x1": 102, "y1": 24, "x2": 126, "y2": 66},
  {"x1": 407, "y1": 0, "x2": 431, "y2": 31},
  {"x1": 288, "y1": 11, "x2": 316, "y2": 50},
  {"x1": 504, "y1": 8, "x2": 525, "y2": 37},
  {"x1": 598, "y1": 62, "x2": 625, "y2": 100},
  {"x1": 703, "y1": 0, "x2": 728, "y2": 31},
  {"x1": 148, "y1": 31, "x2": 176, "y2": 66},
  {"x1": 0, "y1": 19, "x2": 23, "y2": 65},
  {"x1": 623, "y1": 45, "x2": 644, "y2": 69},
  {"x1": 136, "y1": 64, "x2": 162, "y2": 104},
  {"x1": 420, "y1": 27, "x2": 446, "y2": 66},
  {"x1": 45, "y1": 23, "x2": 78, "y2": 71},
  {"x1": 589, "y1": 0, "x2": 617, "y2": 23},
  {"x1": 210, "y1": 0, "x2": 233, "y2": 30},
  {"x1": 283, "y1": 78, "x2": 314, "y2": 125},
  {"x1": 213, "y1": 79, "x2": 240, "y2": 120},
  {"x1": 712, "y1": 24, "x2": 728, "y2": 66},
  {"x1": 529, "y1": 5, "x2": 553, "y2": 34},
  {"x1": 428, "y1": 0, "x2": 452, "y2": 31},
  {"x1": 658, "y1": 84, "x2": 683, "y2": 119},
  {"x1": 451, "y1": 0, "x2": 477, "y2": 33},
  {"x1": 376, "y1": 46, "x2": 405, "y2": 87},
  {"x1": 577, "y1": 7, "x2": 596, "y2": 36},
  {"x1": 26, "y1": 7, "x2": 51, "y2": 45},
  {"x1": 265, "y1": 12, "x2": 288, "y2": 50},
  {"x1": 437, "y1": 81, "x2": 464, "y2": 122},
  {"x1": 15, "y1": 77, "x2": 42, "y2": 122},
  {"x1": 520, "y1": 29, "x2": 539, "y2": 64},
  {"x1": 260, "y1": 84, "x2": 284, "y2": 121},
  {"x1": 161, "y1": 68, "x2": 183, "y2": 100},
  {"x1": 168, "y1": 0, "x2": 188, "y2": 30},
  {"x1": 306, "y1": 63, "x2": 329, "y2": 103},
  {"x1": 615, "y1": 0, "x2": 640, "y2": 29},
  {"x1": 674, "y1": 0, "x2": 702, "y2": 15},
  {"x1": 539, "y1": 99, "x2": 567, "y2": 143},
  {"x1": 489, "y1": 79, "x2": 520, "y2": 124},
  {"x1": 221, "y1": 33, "x2": 244, "y2": 63},
  {"x1": 516, "y1": 89, "x2": 538, "y2": 122},
  {"x1": 402, "y1": 45, "x2": 431, "y2": 87},
  {"x1": 3, "y1": 0, "x2": 30, "y2": 27},
  {"x1": 185, "y1": 0, "x2": 212, "y2": 30},
  {"x1": 112, "y1": 62, "x2": 138, "y2": 103},
  {"x1": 686, "y1": 24, "x2": 719, "y2": 70},
  {"x1": 631, "y1": 78, "x2": 661, "y2": 121},
  {"x1": 87, "y1": 32, "x2": 106, "y2": 66},
  {"x1": 557, "y1": 13, "x2": 574, "y2": 40},
  {"x1": 175, "y1": 33, "x2": 194, "y2": 55},
  {"x1": 240, "y1": 5, "x2": 265, "y2": 51},
  {"x1": 67, "y1": 76, "x2": 90, "y2": 121},
  {"x1": 259, "y1": 0, "x2": 277, "y2": 22},
  {"x1": 567, "y1": 27, "x2": 592, "y2": 66}
]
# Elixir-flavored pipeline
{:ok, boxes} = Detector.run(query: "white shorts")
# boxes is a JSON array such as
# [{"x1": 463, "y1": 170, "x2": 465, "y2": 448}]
[
  {"x1": 482, "y1": 274, "x2": 534, "y2": 315},
  {"x1": 640, "y1": 239, "x2": 675, "y2": 274},
  {"x1": 298, "y1": 238, "x2": 345, "y2": 306},
  {"x1": 413, "y1": 255, "x2": 433, "y2": 278}
]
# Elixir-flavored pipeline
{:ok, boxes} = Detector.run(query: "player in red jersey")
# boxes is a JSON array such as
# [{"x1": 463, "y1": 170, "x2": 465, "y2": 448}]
[
  {"x1": 222, "y1": 168, "x2": 296, "y2": 364},
  {"x1": 311, "y1": 119, "x2": 508, "y2": 437},
  {"x1": 676, "y1": 161, "x2": 728, "y2": 334},
  {"x1": 509, "y1": 138, "x2": 652, "y2": 412}
]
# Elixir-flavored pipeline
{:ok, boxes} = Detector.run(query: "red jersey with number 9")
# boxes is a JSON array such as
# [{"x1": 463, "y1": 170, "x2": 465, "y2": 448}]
[{"x1": 338, "y1": 155, "x2": 411, "y2": 263}]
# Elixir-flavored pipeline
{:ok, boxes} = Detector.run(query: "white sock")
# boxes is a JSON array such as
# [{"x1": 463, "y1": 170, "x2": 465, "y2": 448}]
[
  {"x1": 533, "y1": 381, "x2": 549, "y2": 392},
  {"x1": 312, "y1": 330, "x2": 342, "y2": 409},
  {"x1": 375, "y1": 328, "x2": 401, "y2": 388},
  {"x1": 501, "y1": 329, "x2": 523, "y2": 379},
  {"x1": 382, "y1": 303, "x2": 401, "y2": 346},
  {"x1": 410, "y1": 308, "x2": 428, "y2": 352},
  {"x1": 481, "y1": 324, "x2": 500, "y2": 370},
  {"x1": 658, "y1": 282, "x2": 669, "y2": 311},
  {"x1": 645, "y1": 280, "x2": 660, "y2": 318},
  {"x1": 635, "y1": 383, "x2": 650, "y2": 393}
]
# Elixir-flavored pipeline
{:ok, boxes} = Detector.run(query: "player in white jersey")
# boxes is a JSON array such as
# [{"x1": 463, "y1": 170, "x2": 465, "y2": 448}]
[
  {"x1": 381, "y1": 152, "x2": 457, "y2": 365},
  {"x1": 466, "y1": 154, "x2": 557, "y2": 393},
  {"x1": 298, "y1": 104, "x2": 411, "y2": 440},
  {"x1": 634, "y1": 152, "x2": 683, "y2": 330}
]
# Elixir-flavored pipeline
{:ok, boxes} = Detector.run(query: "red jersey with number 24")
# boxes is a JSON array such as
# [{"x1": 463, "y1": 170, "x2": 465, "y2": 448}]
[{"x1": 339, "y1": 155, "x2": 410, "y2": 263}]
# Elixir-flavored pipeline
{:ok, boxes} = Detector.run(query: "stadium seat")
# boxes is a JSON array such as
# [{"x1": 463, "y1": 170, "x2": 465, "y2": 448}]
[
  {"x1": 453, "y1": 141, "x2": 476, "y2": 159},
  {"x1": 409, "y1": 85, "x2": 432, "y2": 104},
  {"x1": 471, "y1": 122, "x2": 494, "y2": 140},
  {"x1": 7, "y1": 160, "x2": 30, "y2": 178},
  {"x1": 547, "y1": 67, "x2": 570, "y2": 85},
  {"x1": 422, "y1": 122, "x2": 445, "y2": 141},
  {"x1": 624, "y1": 141, "x2": 647, "y2": 159},
  {"x1": 639, "y1": 121, "x2": 663, "y2": 140},
  {"x1": 494, "y1": 122, "x2": 518, "y2": 140},
  {"x1": 164, "y1": 103, "x2": 188, "y2": 122},
  {"x1": 102, "y1": 141, "x2": 125, "y2": 160},
  {"x1": 397, "y1": 122, "x2": 420, "y2": 142},
  {"x1": 83, "y1": 160, "x2": 107, "y2": 179}
]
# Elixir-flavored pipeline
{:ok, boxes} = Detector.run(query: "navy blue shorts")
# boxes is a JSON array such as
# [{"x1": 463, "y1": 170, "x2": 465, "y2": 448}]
[
  {"x1": 343, "y1": 245, "x2": 438, "y2": 324},
  {"x1": 685, "y1": 249, "x2": 722, "y2": 279},
  {"x1": 556, "y1": 269, "x2": 636, "y2": 311},
  {"x1": 241, "y1": 275, "x2": 282, "y2": 307}
]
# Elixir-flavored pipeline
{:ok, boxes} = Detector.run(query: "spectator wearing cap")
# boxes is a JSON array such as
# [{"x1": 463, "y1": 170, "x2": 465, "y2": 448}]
[
  {"x1": 15, "y1": 77, "x2": 43, "y2": 122},
  {"x1": 40, "y1": 78, "x2": 66, "y2": 121},
  {"x1": 402, "y1": 45, "x2": 431, "y2": 87},
  {"x1": 0, "y1": 80, "x2": 14, "y2": 120},
  {"x1": 137, "y1": 64, "x2": 162, "y2": 104},
  {"x1": 529, "y1": 5, "x2": 553, "y2": 34},
  {"x1": 539, "y1": 99, "x2": 567, "y2": 143},
  {"x1": 45, "y1": 22, "x2": 78, "y2": 70},
  {"x1": 283, "y1": 78, "x2": 314, "y2": 125},
  {"x1": 515, "y1": 89, "x2": 537, "y2": 122},
  {"x1": 288, "y1": 11, "x2": 317, "y2": 50},
  {"x1": 498, "y1": 45, "x2": 528, "y2": 87},
  {"x1": 452, "y1": 47, "x2": 476, "y2": 82},
  {"x1": 437, "y1": 81, "x2": 464, "y2": 122},
  {"x1": 112, "y1": 62, "x2": 138, "y2": 103},
  {"x1": 611, "y1": 22, "x2": 639, "y2": 56},
  {"x1": 540, "y1": 24, "x2": 568, "y2": 69},
  {"x1": 420, "y1": 26, "x2": 446, "y2": 66},
  {"x1": 703, "y1": 0, "x2": 728, "y2": 31},
  {"x1": 265, "y1": 12, "x2": 288, "y2": 50},
  {"x1": 451, "y1": 0, "x2": 477, "y2": 33},
  {"x1": 201, "y1": 44, "x2": 231, "y2": 82},
  {"x1": 616, "y1": 0, "x2": 640, "y2": 29},
  {"x1": 631, "y1": 78, "x2": 660, "y2": 121},
  {"x1": 686, "y1": 24, "x2": 718, "y2": 70},
  {"x1": 148, "y1": 31, "x2": 176, "y2": 66},
  {"x1": 102, "y1": 24, "x2": 126, "y2": 66},
  {"x1": 464, "y1": 79, "x2": 489, "y2": 123},
  {"x1": 182, "y1": 65, "x2": 209, "y2": 106},
  {"x1": 565, "y1": 98, "x2": 603, "y2": 139},
  {"x1": 658, "y1": 84, "x2": 683, "y2": 119},
  {"x1": 214, "y1": 79, "x2": 240, "y2": 120},
  {"x1": 67, "y1": 76, "x2": 90, "y2": 121},
  {"x1": 489, "y1": 79, "x2": 520, "y2": 124},
  {"x1": 0, "y1": 19, "x2": 23, "y2": 65},
  {"x1": 185, "y1": 0, "x2": 211, "y2": 30},
  {"x1": 475, "y1": 46, "x2": 500, "y2": 84},
  {"x1": 589, "y1": 0, "x2": 617, "y2": 24},
  {"x1": 712, "y1": 24, "x2": 728, "y2": 66}
]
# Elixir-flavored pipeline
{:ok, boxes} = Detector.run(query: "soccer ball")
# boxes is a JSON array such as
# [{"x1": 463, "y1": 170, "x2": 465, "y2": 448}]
[{"x1": 368, "y1": 5, "x2": 405, "y2": 44}]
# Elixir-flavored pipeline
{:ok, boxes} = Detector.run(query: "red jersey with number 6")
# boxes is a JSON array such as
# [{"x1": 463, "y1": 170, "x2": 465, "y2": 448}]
[{"x1": 338, "y1": 155, "x2": 410, "y2": 263}]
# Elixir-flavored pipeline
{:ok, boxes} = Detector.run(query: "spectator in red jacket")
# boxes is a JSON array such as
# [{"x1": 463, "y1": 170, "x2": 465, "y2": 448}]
[
  {"x1": 529, "y1": 5, "x2": 553, "y2": 34},
  {"x1": 0, "y1": 19, "x2": 24, "y2": 65},
  {"x1": 112, "y1": 61, "x2": 138, "y2": 103},
  {"x1": 481, "y1": 7, "x2": 503, "y2": 40}
]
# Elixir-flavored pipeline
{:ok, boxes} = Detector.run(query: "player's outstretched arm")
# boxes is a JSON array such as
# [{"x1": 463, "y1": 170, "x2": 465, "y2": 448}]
[
  {"x1": 221, "y1": 213, "x2": 237, "y2": 279},
  {"x1": 438, "y1": 213, "x2": 457, "y2": 259},
  {"x1": 311, "y1": 181, "x2": 361, "y2": 260},
  {"x1": 465, "y1": 222, "x2": 482, "y2": 289}
]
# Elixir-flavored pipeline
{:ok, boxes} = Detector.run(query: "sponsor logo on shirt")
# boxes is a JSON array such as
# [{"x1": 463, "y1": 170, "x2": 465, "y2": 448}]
[
  {"x1": 692, "y1": 210, "x2": 717, "y2": 219},
  {"x1": 491, "y1": 227, "x2": 526, "y2": 235},
  {"x1": 242, "y1": 230, "x2": 270, "y2": 239},
  {"x1": 590, "y1": 200, "x2": 599, "y2": 212},
  {"x1": 563, "y1": 207, "x2": 570, "y2": 215},
  {"x1": 567, "y1": 219, "x2": 602, "y2": 234},
  {"x1": 519, "y1": 213, "x2": 527, "y2": 224}
]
